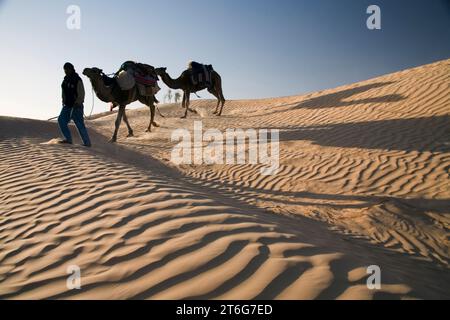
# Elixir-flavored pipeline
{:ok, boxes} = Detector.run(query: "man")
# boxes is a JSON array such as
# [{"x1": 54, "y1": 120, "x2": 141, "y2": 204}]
[{"x1": 58, "y1": 62, "x2": 91, "y2": 147}]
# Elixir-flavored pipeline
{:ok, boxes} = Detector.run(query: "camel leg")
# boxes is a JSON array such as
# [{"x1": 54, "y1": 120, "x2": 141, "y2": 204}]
[
  {"x1": 217, "y1": 88, "x2": 226, "y2": 116},
  {"x1": 185, "y1": 91, "x2": 192, "y2": 118},
  {"x1": 214, "y1": 99, "x2": 220, "y2": 114},
  {"x1": 181, "y1": 93, "x2": 186, "y2": 109},
  {"x1": 146, "y1": 104, "x2": 156, "y2": 132},
  {"x1": 208, "y1": 88, "x2": 220, "y2": 114},
  {"x1": 138, "y1": 96, "x2": 159, "y2": 130},
  {"x1": 151, "y1": 102, "x2": 159, "y2": 127},
  {"x1": 182, "y1": 91, "x2": 190, "y2": 119},
  {"x1": 122, "y1": 110, "x2": 134, "y2": 137},
  {"x1": 110, "y1": 106, "x2": 125, "y2": 143},
  {"x1": 214, "y1": 76, "x2": 226, "y2": 116}
]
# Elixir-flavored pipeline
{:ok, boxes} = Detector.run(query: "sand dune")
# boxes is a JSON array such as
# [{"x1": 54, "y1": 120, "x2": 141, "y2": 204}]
[
  {"x1": 1, "y1": 59, "x2": 449, "y2": 299},
  {"x1": 93, "y1": 59, "x2": 449, "y2": 265}
]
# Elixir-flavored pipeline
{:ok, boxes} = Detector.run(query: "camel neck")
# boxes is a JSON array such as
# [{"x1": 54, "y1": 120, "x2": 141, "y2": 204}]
[
  {"x1": 161, "y1": 72, "x2": 182, "y2": 90},
  {"x1": 90, "y1": 77, "x2": 113, "y2": 103}
]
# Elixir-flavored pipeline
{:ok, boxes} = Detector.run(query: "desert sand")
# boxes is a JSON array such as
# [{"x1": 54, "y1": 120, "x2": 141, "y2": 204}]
[{"x1": 0, "y1": 59, "x2": 449, "y2": 299}]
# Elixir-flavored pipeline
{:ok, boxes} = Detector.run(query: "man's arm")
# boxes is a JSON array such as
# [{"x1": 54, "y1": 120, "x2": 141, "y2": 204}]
[{"x1": 75, "y1": 80, "x2": 85, "y2": 106}]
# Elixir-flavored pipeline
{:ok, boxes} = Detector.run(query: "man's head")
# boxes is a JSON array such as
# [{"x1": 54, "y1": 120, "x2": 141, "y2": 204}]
[{"x1": 64, "y1": 62, "x2": 75, "y2": 76}]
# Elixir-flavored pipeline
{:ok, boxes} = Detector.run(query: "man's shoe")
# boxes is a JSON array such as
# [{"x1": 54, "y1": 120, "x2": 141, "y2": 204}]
[
  {"x1": 83, "y1": 143, "x2": 92, "y2": 148},
  {"x1": 58, "y1": 139, "x2": 72, "y2": 144}
]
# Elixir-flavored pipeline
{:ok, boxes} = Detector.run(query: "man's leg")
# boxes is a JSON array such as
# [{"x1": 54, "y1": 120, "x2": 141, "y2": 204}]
[
  {"x1": 72, "y1": 106, "x2": 92, "y2": 146},
  {"x1": 58, "y1": 106, "x2": 73, "y2": 143}
]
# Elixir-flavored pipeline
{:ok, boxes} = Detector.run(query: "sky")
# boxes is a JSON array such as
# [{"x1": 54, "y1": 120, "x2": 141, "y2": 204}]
[{"x1": 0, "y1": 0, "x2": 449, "y2": 120}]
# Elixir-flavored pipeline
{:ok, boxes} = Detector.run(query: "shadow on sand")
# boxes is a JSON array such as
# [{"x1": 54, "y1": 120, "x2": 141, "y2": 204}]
[
  {"x1": 242, "y1": 81, "x2": 405, "y2": 120},
  {"x1": 276, "y1": 115, "x2": 450, "y2": 153},
  {"x1": 293, "y1": 81, "x2": 404, "y2": 109}
]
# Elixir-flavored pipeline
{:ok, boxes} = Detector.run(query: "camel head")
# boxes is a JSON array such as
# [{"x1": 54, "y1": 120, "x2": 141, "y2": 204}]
[
  {"x1": 82, "y1": 67, "x2": 115, "y2": 103},
  {"x1": 83, "y1": 67, "x2": 103, "y2": 80},
  {"x1": 155, "y1": 67, "x2": 167, "y2": 77}
]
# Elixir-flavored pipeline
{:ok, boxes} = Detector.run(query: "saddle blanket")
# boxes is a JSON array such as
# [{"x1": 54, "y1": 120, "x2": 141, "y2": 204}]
[
  {"x1": 116, "y1": 66, "x2": 159, "y2": 96},
  {"x1": 116, "y1": 61, "x2": 159, "y2": 95},
  {"x1": 134, "y1": 73, "x2": 158, "y2": 86},
  {"x1": 189, "y1": 62, "x2": 213, "y2": 88}
]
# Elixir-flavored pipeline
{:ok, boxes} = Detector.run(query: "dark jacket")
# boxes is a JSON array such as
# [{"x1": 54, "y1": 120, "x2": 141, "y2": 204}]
[{"x1": 62, "y1": 73, "x2": 85, "y2": 108}]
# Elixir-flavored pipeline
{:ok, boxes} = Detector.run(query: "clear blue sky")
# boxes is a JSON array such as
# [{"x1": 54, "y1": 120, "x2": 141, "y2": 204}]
[{"x1": 0, "y1": 0, "x2": 449, "y2": 120}]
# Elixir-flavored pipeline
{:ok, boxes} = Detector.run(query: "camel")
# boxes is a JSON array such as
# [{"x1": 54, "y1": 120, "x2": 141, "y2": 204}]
[
  {"x1": 83, "y1": 67, "x2": 159, "y2": 143},
  {"x1": 155, "y1": 65, "x2": 225, "y2": 118}
]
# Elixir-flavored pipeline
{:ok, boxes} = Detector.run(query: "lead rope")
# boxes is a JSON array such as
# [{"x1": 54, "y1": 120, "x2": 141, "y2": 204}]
[
  {"x1": 83, "y1": 85, "x2": 95, "y2": 120},
  {"x1": 84, "y1": 72, "x2": 115, "y2": 120},
  {"x1": 89, "y1": 85, "x2": 95, "y2": 118}
]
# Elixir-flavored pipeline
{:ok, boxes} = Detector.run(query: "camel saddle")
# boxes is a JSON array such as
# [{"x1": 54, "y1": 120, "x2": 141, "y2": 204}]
[
  {"x1": 117, "y1": 61, "x2": 160, "y2": 96},
  {"x1": 188, "y1": 61, "x2": 213, "y2": 89}
]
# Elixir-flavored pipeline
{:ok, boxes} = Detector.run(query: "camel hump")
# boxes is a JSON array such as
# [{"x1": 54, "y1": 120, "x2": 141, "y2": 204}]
[
  {"x1": 136, "y1": 63, "x2": 156, "y2": 76},
  {"x1": 188, "y1": 61, "x2": 214, "y2": 72},
  {"x1": 120, "y1": 61, "x2": 137, "y2": 72},
  {"x1": 188, "y1": 63, "x2": 214, "y2": 89},
  {"x1": 115, "y1": 61, "x2": 159, "y2": 96},
  {"x1": 119, "y1": 61, "x2": 156, "y2": 77},
  {"x1": 188, "y1": 61, "x2": 202, "y2": 70}
]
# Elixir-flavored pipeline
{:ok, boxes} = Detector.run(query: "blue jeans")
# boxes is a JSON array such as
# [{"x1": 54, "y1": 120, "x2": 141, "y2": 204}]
[{"x1": 58, "y1": 105, "x2": 91, "y2": 146}]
